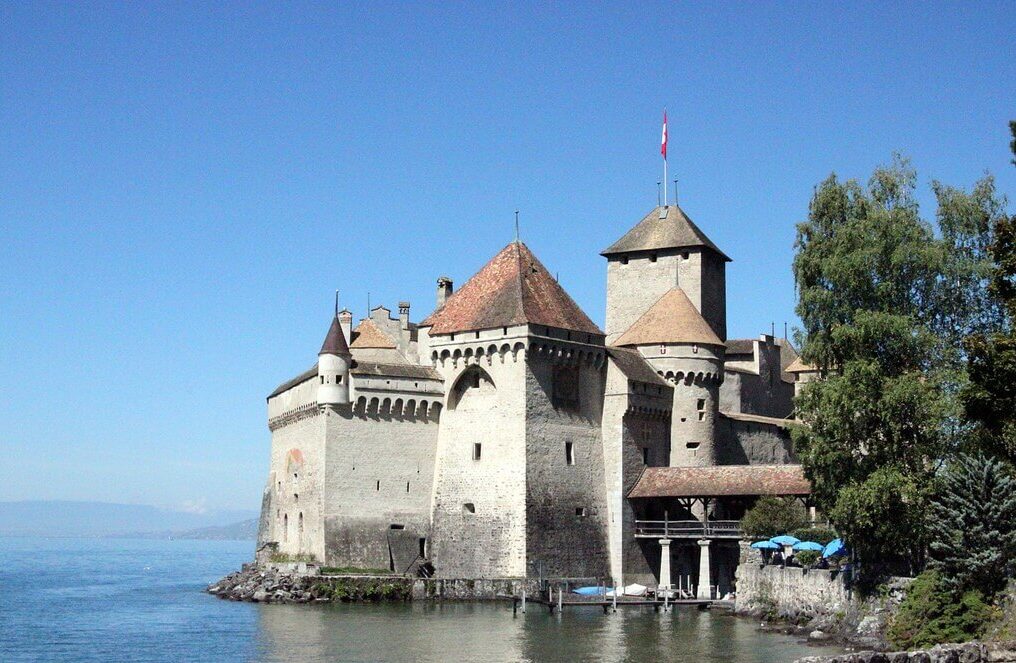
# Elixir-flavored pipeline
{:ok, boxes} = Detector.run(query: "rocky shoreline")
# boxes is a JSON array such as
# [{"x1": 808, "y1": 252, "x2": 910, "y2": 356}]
[{"x1": 206, "y1": 564, "x2": 413, "y2": 604}]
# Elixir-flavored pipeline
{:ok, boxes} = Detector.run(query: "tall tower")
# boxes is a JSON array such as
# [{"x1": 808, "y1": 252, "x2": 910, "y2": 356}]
[
  {"x1": 317, "y1": 312, "x2": 352, "y2": 407},
  {"x1": 602, "y1": 205, "x2": 729, "y2": 344}
]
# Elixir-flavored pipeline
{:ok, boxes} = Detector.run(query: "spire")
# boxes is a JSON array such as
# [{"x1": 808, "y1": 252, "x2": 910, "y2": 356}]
[{"x1": 319, "y1": 314, "x2": 351, "y2": 356}]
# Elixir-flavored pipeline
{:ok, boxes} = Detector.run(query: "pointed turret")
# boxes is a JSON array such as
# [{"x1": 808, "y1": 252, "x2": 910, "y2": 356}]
[{"x1": 317, "y1": 310, "x2": 352, "y2": 407}]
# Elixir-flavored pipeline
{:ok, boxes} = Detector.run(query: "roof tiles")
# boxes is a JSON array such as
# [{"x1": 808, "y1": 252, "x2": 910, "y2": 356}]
[
  {"x1": 421, "y1": 241, "x2": 602, "y2": 336},
  {"x1": 628, "y1": 464, "x2": 811, "y2": 498},
  {"x1": 601, "y1": 205, "x2": 730, "y2": 260},
  {"x1": 613, "y1": 288, "x2": 723, "y2": 347}
]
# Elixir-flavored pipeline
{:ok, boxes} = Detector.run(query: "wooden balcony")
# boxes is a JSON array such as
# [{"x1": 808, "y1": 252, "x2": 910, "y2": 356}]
[{"x1": 634, "y1": 519, "x2": 743, "y2": 540}]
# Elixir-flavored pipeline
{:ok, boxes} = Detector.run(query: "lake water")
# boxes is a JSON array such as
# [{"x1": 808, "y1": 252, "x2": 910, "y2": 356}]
[{"x1": 0, "y1": 537, "x2": 843, "y2": 662}]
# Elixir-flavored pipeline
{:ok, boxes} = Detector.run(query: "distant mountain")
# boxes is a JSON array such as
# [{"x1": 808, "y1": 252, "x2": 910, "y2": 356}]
[
  {"x1": 114, "y1": 518, "x2": 259, "y2": 541},
  {"x1": 0, "y1": 501, "x2": 258, "y2": 538}
]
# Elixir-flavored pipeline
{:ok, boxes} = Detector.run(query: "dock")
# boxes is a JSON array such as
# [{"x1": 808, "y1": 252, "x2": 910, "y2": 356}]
[{"x1": 502, "y1": 590, "x2": 735, "y2": 615}]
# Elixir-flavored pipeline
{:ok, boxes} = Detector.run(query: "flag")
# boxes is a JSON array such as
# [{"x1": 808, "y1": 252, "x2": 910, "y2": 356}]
[{"x1": 660, "y1": 111, "x2": 668, "y2": 160}]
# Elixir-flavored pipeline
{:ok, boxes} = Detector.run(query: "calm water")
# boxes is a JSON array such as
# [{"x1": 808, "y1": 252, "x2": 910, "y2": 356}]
[{"x1": 0, "y1": 537, "x2": 843, "y2": 662}]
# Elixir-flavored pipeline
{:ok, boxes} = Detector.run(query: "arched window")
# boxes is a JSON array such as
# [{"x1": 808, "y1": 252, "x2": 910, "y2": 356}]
[{"x1": 448, "y1": 366, "x2": 495, "y2": 410}]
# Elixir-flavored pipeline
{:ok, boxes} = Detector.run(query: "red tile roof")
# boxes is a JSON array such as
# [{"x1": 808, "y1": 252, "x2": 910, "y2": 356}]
[
  {"x1": 349, "y1": 319, "x2": 397, "y2": 349},
  {"x1": 421, "y1": 241, "x2": 602, "y2": 336},
  {"x1": 627, "y1": 464, "x2": 811, "y2": 498},
  {"x1": 613, "y1": 288, "x2": 723, "y2": 347}
]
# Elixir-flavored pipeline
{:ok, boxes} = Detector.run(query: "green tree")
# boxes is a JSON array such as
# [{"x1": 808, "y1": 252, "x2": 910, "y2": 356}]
[
  {"x1": 739, "y1": 496, "x2": 808, "y2": 539},
  {"x1": 792, "y1": 156, "x2": 965, "y2": 575},
  {"x1": 927, "y1": 453, "x2": 1016, "y2": 597},
  {"x1": 829, "y1": 467, "x2": 932, "y2": 575},
  {"x1": 961, "y1": 123, "x2": 1016, "y2": 462}
]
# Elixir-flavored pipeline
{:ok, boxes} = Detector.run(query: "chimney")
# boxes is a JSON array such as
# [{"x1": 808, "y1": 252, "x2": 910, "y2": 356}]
[
  {"x1": 436, "y1": 276, "x2": 453, "y2": 308},
  {"x1": 339, "y1": 309, "x2": 353, "y2": 347},
  {"x1": 398, "y1": 301, "x2": 411, "y2": 330}
]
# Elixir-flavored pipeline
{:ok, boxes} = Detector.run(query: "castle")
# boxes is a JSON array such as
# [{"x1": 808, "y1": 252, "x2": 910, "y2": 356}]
[{"x1": 257, "y1": 203, "x2": 817, "y2": 596}]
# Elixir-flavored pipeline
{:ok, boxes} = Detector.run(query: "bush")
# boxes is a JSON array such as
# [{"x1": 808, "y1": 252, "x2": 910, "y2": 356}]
[
  {"x1": 795, "y1": 550, "x2": 821, "y2": 567},
  {"x1": 740, "y1": 496, "x2": 809, "y2": 539},
  {"x1": 269, "y1": 552, "x2": 317, "y2": 563},
  {"x1": 887, "y1": 570, "x2": 999, "y2": 649},
  {"x1": 791, "y1": 526, "x2": 838, "y2": 545}
]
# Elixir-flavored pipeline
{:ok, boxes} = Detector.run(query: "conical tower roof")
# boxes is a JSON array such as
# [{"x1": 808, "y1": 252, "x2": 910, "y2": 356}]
[
  {"x1": 421, "y1": 241, "x2": 603, "y2": 336},
  {"x1": 613, "y1": 288, "x2": 723, "y2": 347},
  {"x1": 319, "y1": 315, "x2": 351, "y2": 355},
  {"x1": 601, "y1": 205, "x2": 730, "y2": 261}
]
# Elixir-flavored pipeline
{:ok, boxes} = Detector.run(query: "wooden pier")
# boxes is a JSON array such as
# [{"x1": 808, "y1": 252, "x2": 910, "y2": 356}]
[{"x1": 502, "y1": 590, "x2": 734, "y2": 616}]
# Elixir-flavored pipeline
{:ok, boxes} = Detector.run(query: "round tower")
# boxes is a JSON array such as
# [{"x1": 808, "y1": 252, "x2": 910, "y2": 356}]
[
  {"x1": 610, "y1": 288, "x2": 726, "y2": 467},
  {"x1": 317, "y1": 308, "x2": 352, "y2": 407}
]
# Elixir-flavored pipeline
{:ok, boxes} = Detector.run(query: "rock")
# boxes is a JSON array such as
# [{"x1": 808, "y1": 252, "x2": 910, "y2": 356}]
[
  {"x1": 252, "y1": 589, "x2": 268, "y2": 603},
  {"x1": 810, "y1": 630, "x2": 829, "y2": 641}
]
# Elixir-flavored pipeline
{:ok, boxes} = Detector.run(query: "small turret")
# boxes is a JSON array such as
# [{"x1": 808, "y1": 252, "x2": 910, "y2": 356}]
[{"x1": 318, "y1": 299, "x2": 352, "y2": 407}]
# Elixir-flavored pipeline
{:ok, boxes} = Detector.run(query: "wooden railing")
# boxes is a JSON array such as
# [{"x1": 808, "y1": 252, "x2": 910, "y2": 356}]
[{"x1": 634, "y1": 519, "x2": 743, "y2": 539}]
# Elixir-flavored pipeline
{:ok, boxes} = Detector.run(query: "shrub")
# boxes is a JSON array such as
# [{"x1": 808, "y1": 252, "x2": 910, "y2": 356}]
[
  {"x1": 740, "y1": 496, "x2": 809, "y2": 539},
  {"x1": 795, "y1": 550, "x2": 821, "y2": 567},
  {"x1": 887, "y1": 570, "x2": 999, "y2": 649},
  {"x1": 791, "y1": 526, "x2": 838, "y2": 545}
]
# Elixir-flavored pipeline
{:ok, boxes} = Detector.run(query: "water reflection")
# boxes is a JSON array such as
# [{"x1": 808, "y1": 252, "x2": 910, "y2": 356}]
[{"x1": 255, "y1": 602, "x2": 842, "y2": 663}]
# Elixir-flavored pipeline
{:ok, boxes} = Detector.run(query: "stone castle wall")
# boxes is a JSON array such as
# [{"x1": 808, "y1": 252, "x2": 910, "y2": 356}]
[
  {"x1": 524, "y1": 354, "x2": 610, "y2": 579},
  {"x1": 322, "y1": 406, "x2": 438, "y2": 571},
  {"x1": 429, "y1": 346, "x2": 529, "y2": 577}
]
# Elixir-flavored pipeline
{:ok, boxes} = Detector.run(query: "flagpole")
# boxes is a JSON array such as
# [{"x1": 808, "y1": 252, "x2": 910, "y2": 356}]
[
  {"x1": 662, "y1": 108, "x2": 668, "y2": 207},
  {"x1": 663, "y1": 156, "x2": 668, "y2": 207}
]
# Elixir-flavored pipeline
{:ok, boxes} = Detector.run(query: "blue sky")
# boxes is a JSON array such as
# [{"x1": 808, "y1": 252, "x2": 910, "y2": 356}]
[{"x1": 2, "y1": 2, "x2": 1013, "y2": 512}]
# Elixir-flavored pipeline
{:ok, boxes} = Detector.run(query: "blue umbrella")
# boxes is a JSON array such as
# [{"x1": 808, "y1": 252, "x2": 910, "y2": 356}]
[
  {"x1": 751, "y1": 541, "x2": 780, "y2": 550},
  {"x1": 770, "y1": 535, "x2": 801, "y2": 546},
  {"x1": 793, "y1": 541, "x2": 824, "y2": 552},
  {"x1": 822, "y1": 538, "x2": 847, "y2": 558}
]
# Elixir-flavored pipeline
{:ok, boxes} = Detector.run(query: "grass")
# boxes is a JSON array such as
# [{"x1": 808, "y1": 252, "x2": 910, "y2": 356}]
[
  {"x1": 269, "y1": 552, "x2": 317, "y2": 564},
  {"x1": 319, "y1": 566, "x2": 394, "y2": 576}
]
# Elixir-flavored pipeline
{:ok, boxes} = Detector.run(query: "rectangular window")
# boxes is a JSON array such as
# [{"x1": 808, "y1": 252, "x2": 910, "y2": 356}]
[
  {"x1": 642, "y1": 447, "x2": 649, "y2": 464},
  {"x1": 565, "y1": 441, "x2": 575, "y2": 465},
  {"x1": 473, "y1": 443, "x2": 482, "y2": 461},
  {"x1": 575, "y1": 507, "x2": 587, "y2": 517},
  {"x1": 697, "y1": 398, "x2": 705, "y2": 410}
]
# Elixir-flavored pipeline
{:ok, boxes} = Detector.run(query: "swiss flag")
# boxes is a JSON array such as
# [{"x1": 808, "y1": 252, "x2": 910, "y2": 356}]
[{"x1": 661, "y1": 111, "x2": 668, "y2": 160}]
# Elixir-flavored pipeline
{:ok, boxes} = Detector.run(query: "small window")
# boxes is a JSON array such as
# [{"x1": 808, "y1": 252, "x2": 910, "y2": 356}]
[
  {"x1": 320, "y1": 376, "x2": 324, "y2": 384},
  {"x1": 475, "y1": 331, "x2": 480, "y2": 339},
  {"x1": 389, "y1": 524, "x2": 405, "y2": 530},
  {"x1": 376, "y1": 480, "x2": 380, "y2": 491},
  {"x1": 642, "y1": 447, "x2": 649, "y2": 464},
  {"x1": 698, "y1": 412, "x2": 705, "y2": 421},
  {"x1": 406, "y1": 481, "x2": 410, "y2": 493},
  {"x1": 337, "y1": 375, "x2": 342, "y2": 383},
  {"x1": 565, "y1": 441, "x2": 575, "y2": 465},
  {"x1": 293, "y1": 473, "x2": 298, "y2": 480},
  {"x1": 462, "y1": 503, "x2": 475, "y2": 514},
  {"x1": 503, "y1": 327, "x2": 508, "y2": 335},
  {"x1": 294, "y1": 493, "x2": 298, "y2": 501},
  {"x1": 687, "y1": 442, "x2": 700, "y2": 449},
  {"x1": 650, "y1": 254, "x2": 657, "y2": 263},
  {"x1": 283, "y1": 514, "x2": 288, "y2": 541},
  {"x1": 473, "y1": 443, "x2": 482, "y2": 461},
  {"x1": 682, "y1": 252, "x2": 689, "y2": 259},
  {"x1": 575, "y1": 507, "x2": 587, "y2": 517},
  {"x1": 450, "y1": 333, "x2": 455, "y2": 341},
  {"x1": 697, "y1": 398, "x2": 705, "y2": 411},
  {"x1": 621, "y1": 256, "x2": 629, "y2": 265},
  {"x1": 419, "y1": 538, "x2": 427, "y2": 558},
  {"x1": 692, "y1": 344, "x2": 699, "y2": 354}
]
